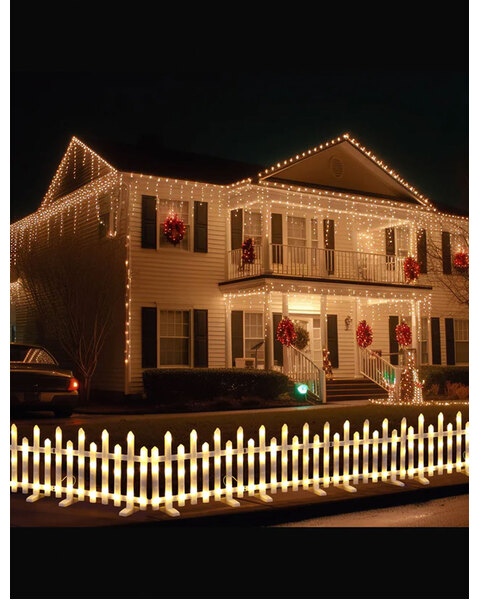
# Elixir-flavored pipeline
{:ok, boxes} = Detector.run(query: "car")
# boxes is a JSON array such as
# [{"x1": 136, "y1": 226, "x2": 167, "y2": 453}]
[{"x1": 10, "y1": 343, "x2": 80, "y2": 417}]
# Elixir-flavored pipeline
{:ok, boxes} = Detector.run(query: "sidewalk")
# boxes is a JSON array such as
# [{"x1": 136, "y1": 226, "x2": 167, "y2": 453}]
[{"x1": 11, "y1": 472, "x2": 468, "y2": 527}]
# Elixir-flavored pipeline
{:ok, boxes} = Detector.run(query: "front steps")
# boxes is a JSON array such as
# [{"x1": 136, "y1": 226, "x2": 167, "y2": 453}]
[{"x1": 326, "y1": 377, "x2": 388, "y2": 402}]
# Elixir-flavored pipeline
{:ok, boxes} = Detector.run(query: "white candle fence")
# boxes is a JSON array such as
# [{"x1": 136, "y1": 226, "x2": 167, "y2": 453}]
[{"x1": 10, "y1": 411, "x2": 469, "y2": 518}]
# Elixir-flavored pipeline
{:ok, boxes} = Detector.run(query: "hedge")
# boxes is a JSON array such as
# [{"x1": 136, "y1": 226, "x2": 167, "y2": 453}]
[
  {"x1": 419, "y1": 366, "x2": 469, "y2": 394},
  {"x1": 142, "y1": 368, "x2": 292, "y2": 403}
]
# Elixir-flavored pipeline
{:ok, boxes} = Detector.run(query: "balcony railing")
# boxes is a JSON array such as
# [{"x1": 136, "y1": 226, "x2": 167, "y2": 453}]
[{"x1": 226, "y1": 244, "x2": 411, "y2": 285}]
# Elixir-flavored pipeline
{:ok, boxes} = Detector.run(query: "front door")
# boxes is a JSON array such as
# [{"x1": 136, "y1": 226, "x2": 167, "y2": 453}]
[{"x1": 290, "y1": 316, "x2": 323, "y2": 367}]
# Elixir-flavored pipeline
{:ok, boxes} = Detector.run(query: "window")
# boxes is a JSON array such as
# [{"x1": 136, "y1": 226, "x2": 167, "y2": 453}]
[
  {"x1": 244, "y1": 212, "x2": 262, "y2": 246},
  {"x1": 395, "y1": 226, "x2": 410, "y2": 257},
  {"x1": 158, "y1": 200, "x2": 190, "y2": 250},
  {"x1": 311, "y1": 219, "x2": 319, "y2": 248},
  {"x1": 454, "y1": 319, "x2": 469, "y2": 364},
  {"x1": 159, "y1": 310, "x2": 190, "y2": 366},
  {"x1": 420, "y1": 317, "x2": 429, "y2": 364},
  {"x1": 244, "y1": 312, "x2": 264, "y2": 366},
  {"x1": 98, "y1": 196, "x2": 112, "y2": 238},
  {"x1": 287, "y1": 216, "x2": 306, "y2": 246}
]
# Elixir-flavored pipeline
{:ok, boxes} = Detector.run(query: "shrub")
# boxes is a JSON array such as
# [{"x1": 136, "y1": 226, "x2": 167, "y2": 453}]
[
  {"x1": 425, "y1": 383, "x2": 440, "y2": 398},
  {"x1": 142, "y1": 368, "x2": 292, "y2": 404},
  {"x1": 419, "y1": 366, "x2": 468, "y2": 394},
  {"x1": 455, "y1": 385, "x2": 469, "y2": 400}
]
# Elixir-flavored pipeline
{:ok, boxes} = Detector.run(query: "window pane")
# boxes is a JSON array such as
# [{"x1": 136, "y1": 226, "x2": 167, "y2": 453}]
[
  {"x1": 159, "y1": 310, "x2": 190, "y2": 365},
  {"x1": 455, "y1": 341, "x2": 468, "y2": 363}
]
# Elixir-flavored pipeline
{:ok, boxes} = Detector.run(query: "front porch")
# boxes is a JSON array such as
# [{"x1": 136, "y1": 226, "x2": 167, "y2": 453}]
[{"x1": 222, "y1": 280, "x2": 432, "y2": 402}]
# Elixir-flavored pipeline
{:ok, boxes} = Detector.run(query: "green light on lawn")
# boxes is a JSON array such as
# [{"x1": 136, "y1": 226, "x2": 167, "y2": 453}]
[{"x1": 297, "y1": 383, "x2": 309, "y2": 395}]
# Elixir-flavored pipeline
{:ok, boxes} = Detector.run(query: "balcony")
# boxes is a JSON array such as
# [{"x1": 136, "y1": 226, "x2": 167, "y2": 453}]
[{"x1": 226, "y1": 244, "x2": 414, "y2": 286}]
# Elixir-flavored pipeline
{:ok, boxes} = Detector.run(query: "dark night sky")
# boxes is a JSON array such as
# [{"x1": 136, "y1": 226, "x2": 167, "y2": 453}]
[{"x1": 11, "y1": 7, "x2": 468, "y2": 222}]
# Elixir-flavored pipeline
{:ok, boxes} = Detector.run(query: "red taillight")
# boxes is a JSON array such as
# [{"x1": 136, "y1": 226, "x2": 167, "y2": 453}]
[{"x1": 68, "y1": 378, "x2": 79, "y2": 392}]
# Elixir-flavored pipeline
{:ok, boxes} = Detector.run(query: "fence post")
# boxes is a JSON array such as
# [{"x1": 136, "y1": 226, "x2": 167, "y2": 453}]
[
  {"x1": 78, "y1": 429, "x2": 85, "y2": 502},
  {"x1": 342, "y1": 421, "x2": 356, "y2": 493},
  {"x1": 163, "y1": 432, "x2": 180, "y2": 516},
  {"x1": 89, "y1": 442, "x2": 97, "y2": 503},
  {"x1": 371, "y1": 430, "x2": 379, "y2": 483},
  {"x1": 113, "y1": 444, "x2": 122, "y2": 507},
  {"x1": 139, "y1": 446, "x2": 148, "y2": 510},
  {"x1": 446, "y1": 423, "x2": 453, "y2": 474},
  {"x1": 302, "y1": 423, "x2": 309, "y2": 491},
  {"x1": 362, "y1": 420, "x2": 369, "y2": 484},
  {"x1": 381, "y1": 419, "x2": 388, "y2": 482},
  {"x1": 151, "y1": 446, "x2": 160, "y2": 510},
  {"x1": 21, "y1": 436, "x2": 29, "y2": 495},
  {"x1": 427, "y1": 424, "x2": 435, "y2": 477},
  {"x1": 27, "y1": 425, "x2": 41, "y2": 502},
  {"x1": 236, "y1": 427, "x2": 244, "y2": 498},
  {"x1": 437, "y1": 412, "x2": 444, "y2": 476},
  {"x1": 190, "y1": 430, "x2": 198, "y2": 505},
  {"x1": 258, "y1": 426, "x2": 272, "y2": 502},
  {"x1": 416, "y1": 414, "x2": 429, "y2": 485},
  {"x1": 281, "y1": 424, "x2": 288, "y2": 493},
  {"x1": 292, "y1": 436, "x2": 299, "y2": 492},
  {"x1": 119, "y1": 431, "x2": 135, "y2": 516},
  {"x1": 44, "y1": 438, "x2": 52, "y2": 497},
  {"x1": 389, "y1": 429, "x2": 404, "y2": 487},
  {"x1": 399, "y1": 418, "x2": 407, "y2": 480},
  {"x1": 332, "y1": 433, "x2": 340, "y2": 486},
  {"x1": 214, "y1": 428, "x2": 222, "y2": 502},
  {"x1": 456, "y1": 412, "x2": 462, "y2": 473},
  {"x1": 313, "y1": 433, "x2": 326, "y2": 496},
  {"x1": 55, "y1": 427, "x2": 62, "y2": 498},
  {"x1": 177, "y1": 444, "x2": 186, "y2": 507},
  {"x1": 323, "y1": 422, "x2": 330, "y2": 488},
  {"x1": 224, "y1": 440, "x2": 240, "y2": 507},
  {"x1": 353, "y1": 431, "x2": 360, "y2": 486},
  {"x1": 407, "y1": 426, "x2": 414, "y2": 479},
  {"x1": 10, "y1": 425, "x2": 18, "y2": 493},
  {"x1": 269, "y1": 437, "x2": 278, "y2": 495},
  {"x1": 202, "y1": 442, "x2": 210, "y2": 503},
  {"x1": 59, "y1": 441, "x2": 76, "y2": 507},
  {"x1": 101, "y1": 430, "x2": 109, "y2": 505}
]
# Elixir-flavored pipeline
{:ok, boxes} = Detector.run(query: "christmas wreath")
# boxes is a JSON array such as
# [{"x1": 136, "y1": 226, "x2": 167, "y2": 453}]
[
  {"x1": 276, "y1": 317, "x2": 297, "y2": 347},
  {"x1": 356, "y1": 320, "x2": 373, "y2": 348},
  {"x1": 241, "y1": 238, "x2": 256, "y2": 267},
  {"x1": 453, "y1": 252, "x2": 469, "y2": 272},
  {"x1": 395, "y1": 321, "x2": 412, "y2": 348},
  {"x1": 163, "y1": 214, "x2": 186, "y2": 246},
  {"x1": 293, "y1": 323, "x2": 310, "y2": 351},
  {"x1": 403, "y1": 256, "x2": 420, "y2": 283}
]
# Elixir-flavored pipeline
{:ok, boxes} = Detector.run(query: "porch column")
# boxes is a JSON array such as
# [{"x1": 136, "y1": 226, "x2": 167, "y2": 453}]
[
  {"x1": 411, "y1": 299, "x2": 420, "y2": 366},
  {"x1": 353, "y1": 297, "x2": 360, "y2": 377},
  {"x1": 225, "y1": 301, "x2": 232, "y2": 368},
  {"x1": 264, "y1": 291, "x2": 274, "y2": 370},
  {"x1": 282, "y1": 293, "x2": 289, "y2": 374},
  {"x1": 262, "y1": 203, "x2": 272, "y2": 274}
]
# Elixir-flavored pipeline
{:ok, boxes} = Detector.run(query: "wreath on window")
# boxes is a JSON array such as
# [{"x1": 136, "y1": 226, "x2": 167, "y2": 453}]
[
  {"x1": 241, "y1": 238, "x2": 256, "y2": 267},
  {"x1": 403, "y1": 256, "x2": 420, "y2": 283},
  {"x1": 163, "y1": 214, "x2": 186, "y2": 246},
  {"x1": 276, "y1": 317, "x2": 297, "y2": 347},
  {"x1": 395, "y1": 321, "x2": 412, "y2": 348},
  {"x1": 453, "y1": 252, "x2": 469, "y2": 272}
]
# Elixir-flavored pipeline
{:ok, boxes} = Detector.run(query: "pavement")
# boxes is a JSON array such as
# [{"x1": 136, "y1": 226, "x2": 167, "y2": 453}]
[{"x1": 11, "y1": 471, "x2": 468, "y2": 527}]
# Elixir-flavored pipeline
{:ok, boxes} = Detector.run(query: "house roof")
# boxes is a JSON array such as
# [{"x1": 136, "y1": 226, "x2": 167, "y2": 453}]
[{"x1": 78, "y1": 135, "x2": 262, "y2": 186}]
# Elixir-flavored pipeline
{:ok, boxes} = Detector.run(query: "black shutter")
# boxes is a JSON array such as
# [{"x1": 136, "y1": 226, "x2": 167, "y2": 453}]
[
  {"x1": 323, "y1": 219, "x2": 335, "y2": 274},
  {"x1": 327, "y1": 314, "x2": 339, "y2": 369},
  {"x1": 194, "y1": 202, "x2": 208, "y2": 253},
  {"x1": 230, "y1": 209, "x2": 243, "y2": 250},
  {"x1": 141, "y1": 196, "x2": 157, "y2": 249},
  {"x1": 273, "y1": 312, "x2": 283, "y2": 366},
  {"x1": 231, "y1": 310, "x2": 244, "y2": 366},
  {"x1": 193, "y1": 309, "x2": 208, "y2": 367},
  {"x1": 389, "y1": 316, "x2": 399, "y2": 365},
  {"x1": 417, "y1": 229, "x2": 427, "y2": 274},
  {"x1": 431, "y1": 317, "x2": 441, "y2": 364},
  {"x1": 445, "y1": 318, "x2": 455, "y2": 365},
  {"x1": 271, "y1": 213, "x2": 283, "y2": 264},
  {"x1": 141, "y1": 307, "x2": 157, "y2": 368},
  {"x1": 442, "y1": 231, "x2": 452, "y2": 274}
]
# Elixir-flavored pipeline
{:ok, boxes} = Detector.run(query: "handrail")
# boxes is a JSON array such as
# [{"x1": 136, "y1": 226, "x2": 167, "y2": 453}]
[
  {"x1": 284, "y1": 344, "x2": 326, "y2": 403},
  {"x1": 358, "y1": 346, "x2": 401, "y2": 393}
]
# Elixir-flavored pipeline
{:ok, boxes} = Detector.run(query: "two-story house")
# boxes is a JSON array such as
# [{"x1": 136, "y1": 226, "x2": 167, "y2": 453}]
[{"x1": 10, "y1": 133, "x2": 469, "y2": 402}]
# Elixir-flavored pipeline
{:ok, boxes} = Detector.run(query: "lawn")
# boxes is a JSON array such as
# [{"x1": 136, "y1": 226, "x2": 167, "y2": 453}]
[{"x1": 12, "y1": 402, "x2": 469, "y2": 452}]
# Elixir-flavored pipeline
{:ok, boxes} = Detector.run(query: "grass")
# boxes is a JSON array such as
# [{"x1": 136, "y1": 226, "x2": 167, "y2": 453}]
[{"x1": 12, "y1": 401, "x2": 469, "y2": 453}]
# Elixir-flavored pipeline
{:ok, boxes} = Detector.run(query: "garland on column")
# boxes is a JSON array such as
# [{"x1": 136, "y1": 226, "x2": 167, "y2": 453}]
[
  {"x1": 356, "y1": 320, "x2": 373, "y2": 348},
  {"x1": 403, "y1": 256, "x2": 420, "y2": 283},
  {"x1": 276, "y1": 317, "x2": 297, "y2": 347},
  {"x1": 163, "y1": 214, "x2": 186, "y2": 246}
]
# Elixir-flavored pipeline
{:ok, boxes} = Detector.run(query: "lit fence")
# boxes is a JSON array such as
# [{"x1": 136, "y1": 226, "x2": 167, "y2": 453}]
[{"x1": 10, "y1": 411, "x2": 469, "y2": 518}]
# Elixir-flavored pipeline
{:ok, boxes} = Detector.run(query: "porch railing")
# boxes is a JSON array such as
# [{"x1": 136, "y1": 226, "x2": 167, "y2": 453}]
[
  {"x1": 226, "y1": 244, "x2": 409, "y2": 284},
  {"x1": 284, "y1": 344, "x2": 326, "y2": 403},
  {"x1": 358, "y1": 346, "x2": 402, "y2": 393}
]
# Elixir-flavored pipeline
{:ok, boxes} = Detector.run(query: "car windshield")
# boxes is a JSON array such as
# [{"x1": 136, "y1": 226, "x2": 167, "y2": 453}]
[{"x1": 10, "y1": 346, "x2": 57, "y2": 364}]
